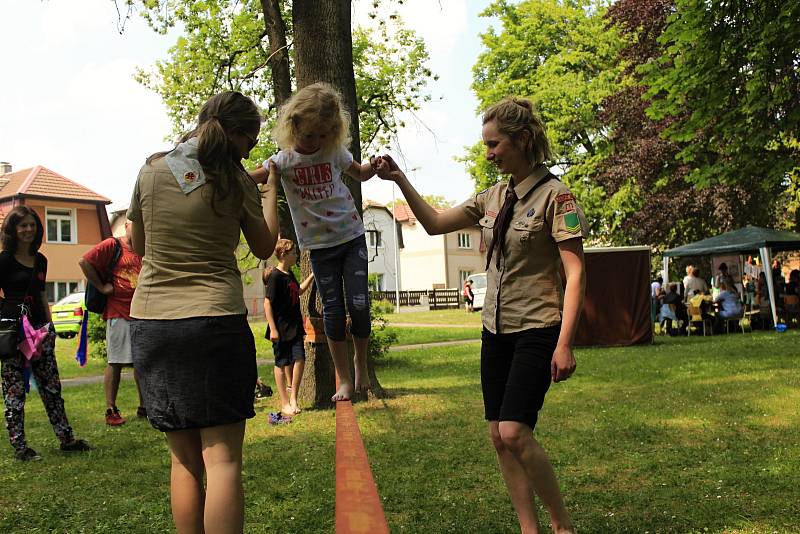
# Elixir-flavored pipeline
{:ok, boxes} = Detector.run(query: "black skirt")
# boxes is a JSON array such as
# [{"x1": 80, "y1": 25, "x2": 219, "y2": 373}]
[{"x1": 130, "y1": 314, "x2": 257, "y2": 432}]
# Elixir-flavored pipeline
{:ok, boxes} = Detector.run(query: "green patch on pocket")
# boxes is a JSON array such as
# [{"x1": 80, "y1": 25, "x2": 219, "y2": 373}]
[{"x1": 564, "y1": 212, "x2": 581, "y2": 233}]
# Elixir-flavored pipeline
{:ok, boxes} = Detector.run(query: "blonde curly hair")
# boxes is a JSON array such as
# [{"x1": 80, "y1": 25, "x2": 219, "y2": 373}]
[{"x1": 272, "y1": 82, "x2": 351, "y2": 152}]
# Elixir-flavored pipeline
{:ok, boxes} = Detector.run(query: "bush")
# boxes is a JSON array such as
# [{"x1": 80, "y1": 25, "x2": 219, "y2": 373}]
[
  {"x1": 372, "y1": 299, "x2": 395, "y2": 315},
  {"x1": 87, "y1": 312, "x2": 108, "y2": 360},
  {"x1": 369, "y1": 300, "x2": 397, "y2": 365}
]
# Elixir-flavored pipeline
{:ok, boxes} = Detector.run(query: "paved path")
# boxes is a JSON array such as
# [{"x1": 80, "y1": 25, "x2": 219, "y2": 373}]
[{"x1": 60, "y1": 338, "x2": 481, "y2": 388}]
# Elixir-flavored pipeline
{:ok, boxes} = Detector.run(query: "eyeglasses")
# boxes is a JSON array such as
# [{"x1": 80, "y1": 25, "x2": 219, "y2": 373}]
[{"x1": 242, "y1": 131, "x2": 259, "y2": 150}]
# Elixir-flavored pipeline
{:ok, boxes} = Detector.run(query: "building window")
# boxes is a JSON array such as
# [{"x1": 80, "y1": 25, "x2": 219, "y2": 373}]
[
  {"x1": 367, "y1": 229, "x2": 383, "y2": 249},
  {"x1": 459, "y1": 270, "x2": 473, "y2": 286},
  {"x1": 46, "y1": 281, "x2": 81, "y2": 303},
  {"x1": 45, "y1": 208, "x2": 76, "y2": 243},
  {"x1": 457, "y1": 232, "x2": 471, "y2": 249}
]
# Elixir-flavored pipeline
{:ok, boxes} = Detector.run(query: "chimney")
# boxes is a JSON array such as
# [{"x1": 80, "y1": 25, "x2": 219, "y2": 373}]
[{"x1": 0, "y1": 162, "x2": 11, "y2": 175}]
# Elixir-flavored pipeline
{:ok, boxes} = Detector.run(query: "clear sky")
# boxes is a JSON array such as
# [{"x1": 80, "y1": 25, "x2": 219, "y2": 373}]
[{"x1": 0, "y1": 0, "x2": 493, "y2": 212}]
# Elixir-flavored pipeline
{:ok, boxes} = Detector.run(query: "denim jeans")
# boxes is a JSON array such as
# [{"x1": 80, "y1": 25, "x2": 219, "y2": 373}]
[{"x1": 309, "y1": 234, "x2": 371, "y2": 341}]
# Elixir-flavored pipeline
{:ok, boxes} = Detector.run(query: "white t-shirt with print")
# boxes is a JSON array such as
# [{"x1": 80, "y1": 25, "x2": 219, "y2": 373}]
[{"x1": 266, "y1": 146, "x2": 364, "y2": 250}]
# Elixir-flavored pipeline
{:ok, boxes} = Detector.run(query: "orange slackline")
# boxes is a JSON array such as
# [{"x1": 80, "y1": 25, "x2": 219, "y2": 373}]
[{"x1": 335, "y1": 400, "x2": 390, "y2": 534}]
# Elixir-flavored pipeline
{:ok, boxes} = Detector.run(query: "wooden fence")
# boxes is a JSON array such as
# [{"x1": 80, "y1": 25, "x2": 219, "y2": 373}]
[{"x1": 370, "y1": 289, "x2": 461, "y2": 310}]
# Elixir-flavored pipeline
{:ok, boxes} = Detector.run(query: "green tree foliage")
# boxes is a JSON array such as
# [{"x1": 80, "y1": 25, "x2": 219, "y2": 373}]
[
  {"x1": 86, "y1": 312, "x2": 108, "y2": 359},
  {"x1": 466, "y1": 0, "x2": 623, "y2": 236},
  {"x1": 133, "y1": 0, "x2": 433, "y2": 159},
  {"x1": 642, "y1": 1, "x2": 800, "y2": 198},
  {"x1": 129, "y1": 0, "x2": 434, "y2": 278},
  {"x1": 595, "y1": 0, "x2": 799, "y2": 251}
]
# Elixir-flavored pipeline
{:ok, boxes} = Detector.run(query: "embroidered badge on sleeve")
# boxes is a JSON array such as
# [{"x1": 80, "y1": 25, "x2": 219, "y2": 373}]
[
  {"x1": 555, "y1": 192, "x2": 581, "y2": 233},
  {"x1": 564, "y1": 212, "x2": 581, "y2": 233}
]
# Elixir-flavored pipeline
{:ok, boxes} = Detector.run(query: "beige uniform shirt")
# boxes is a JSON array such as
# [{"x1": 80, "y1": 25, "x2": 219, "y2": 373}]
[
  {"x1": 458, "y1": 164, "x2": 588, "y2": 334},
  {"x1": 127, "y1": 156, "x2": 264, "y2": 319}
]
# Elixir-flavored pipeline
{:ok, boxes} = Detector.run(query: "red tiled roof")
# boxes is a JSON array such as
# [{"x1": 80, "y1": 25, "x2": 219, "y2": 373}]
[
  {"x1": 0, "y1": 166, "x2": 110, "y2": 203},
  {"x1": 392, "y1": 203, "x2": 444, "y2": 223},
  {"x1": 392, "y1": 203, "x2": 416, "y2": 222}
]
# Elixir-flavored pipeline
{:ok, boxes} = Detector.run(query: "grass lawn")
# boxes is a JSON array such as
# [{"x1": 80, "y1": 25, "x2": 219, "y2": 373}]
[
  {"x1": 53, "y1": 319, "x2": 481, "y2": 381},
  {"x1": 385, "y1": 308, "x2": 484, "y2": 326},
  {"x1": 9, "y1": 331, "x2": 798, "y2": 532},
  {"x1": 386, "y1": 325, "x2": 480, "y2": 346}
]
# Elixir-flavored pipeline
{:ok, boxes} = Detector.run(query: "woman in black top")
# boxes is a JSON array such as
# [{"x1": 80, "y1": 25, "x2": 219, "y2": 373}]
[{"x1": 0, "y1": 206, "x2": 90, "y2": 461}]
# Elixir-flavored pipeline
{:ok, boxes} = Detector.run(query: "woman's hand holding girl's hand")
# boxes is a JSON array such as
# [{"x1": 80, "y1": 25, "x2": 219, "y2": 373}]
[{"x1": 375, "y1": 154, "x2": 405, "y2": 183}]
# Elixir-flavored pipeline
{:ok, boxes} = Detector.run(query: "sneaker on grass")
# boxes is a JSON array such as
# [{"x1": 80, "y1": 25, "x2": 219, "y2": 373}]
[
  {"x1": 60, "y1": 439, "x2": 92, "y2": 453},
  {"x1": 15, "y1": 447, "x2": 42, "y2": 461},
  {"x1": 105, "y1": 407, "x2": 126, "y2": 426}
]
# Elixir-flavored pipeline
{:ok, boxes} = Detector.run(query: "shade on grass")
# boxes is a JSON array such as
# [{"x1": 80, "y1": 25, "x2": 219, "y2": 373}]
[{"x1": 3, "y1": 331, "x2": 798, "y2": 533}]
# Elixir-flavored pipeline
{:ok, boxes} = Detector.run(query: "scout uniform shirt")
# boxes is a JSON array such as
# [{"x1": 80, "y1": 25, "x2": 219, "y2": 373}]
[
  {"x1": 458, "y1": 164, "x2": 588, "y2": 334},
  {"x1": 127, "y1": 140, "x2": 265, "y2": 320}
]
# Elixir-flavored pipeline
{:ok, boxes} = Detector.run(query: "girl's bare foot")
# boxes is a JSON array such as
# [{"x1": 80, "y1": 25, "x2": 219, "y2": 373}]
[
  {"x1": 281, "y1": 403, "x2": 294, "y2": 416},
  {"x1": 332, "y1": 382, "x2": 353, "y2": 402},
  {"x1": 354, "y1": 356, "x2": 371, "y2": 392},
  {"x1": 289, "y1": 400, "x2": 301, "y2": 414}
]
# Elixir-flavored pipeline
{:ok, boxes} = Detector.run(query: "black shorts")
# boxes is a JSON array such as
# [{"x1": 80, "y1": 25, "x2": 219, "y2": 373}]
[
  {"x1": 480, "y1": 325, "x2": 560, "y2": 430},
  {"x1": 273, "y1": 334, "x2": 306, "y2": 368},
  {"x1": 131, "y1": 314, "x2": 257, "y2": 432}
]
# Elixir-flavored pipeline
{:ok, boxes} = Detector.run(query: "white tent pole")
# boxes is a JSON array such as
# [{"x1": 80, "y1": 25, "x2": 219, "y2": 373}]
[
  {"x1": 759, "y1": 246, "x2": 779, "y2": 328},
  {"x1": 662, "y1": 256, "x2": 670, "y2": 285}
]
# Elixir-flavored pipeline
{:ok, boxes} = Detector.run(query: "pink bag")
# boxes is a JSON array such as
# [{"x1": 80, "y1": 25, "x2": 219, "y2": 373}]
[{"x1": 18, "y1": 314, "x2": 50, "y2": 361}]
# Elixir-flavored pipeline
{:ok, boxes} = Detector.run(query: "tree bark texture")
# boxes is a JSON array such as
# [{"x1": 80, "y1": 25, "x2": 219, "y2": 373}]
[
  {"x1": 260, "y1": 0, "x2": 297, "y2": 243},
  {"x1": 260, "y1": 0, "x2": 292, "y2": 107}
]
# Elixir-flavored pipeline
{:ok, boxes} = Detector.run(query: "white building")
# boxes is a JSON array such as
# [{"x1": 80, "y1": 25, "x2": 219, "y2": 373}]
[
  {"x1": 362, "y1": 200, "x2": 402, "y2": 291},
  {"x1": 392, "y1": 203, "x2": 484, "y2": 290}
]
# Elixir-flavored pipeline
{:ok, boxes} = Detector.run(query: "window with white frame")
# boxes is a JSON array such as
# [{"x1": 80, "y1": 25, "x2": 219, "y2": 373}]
[
  {"x1": 457, "y1": 232, "x2": 471, "y2": 249},
  {"x1": 367, "y1": 229, "x2": 383, "y2": 249},
  {"x1": 459, "y1": 270, "x2": 473, "y2": 286},
  {"x1": 46, "y1": 281, "x2": 82, "y2": 303},
  {"x1": 45, "y1": 208, "x2": 76, "y2": 243}
]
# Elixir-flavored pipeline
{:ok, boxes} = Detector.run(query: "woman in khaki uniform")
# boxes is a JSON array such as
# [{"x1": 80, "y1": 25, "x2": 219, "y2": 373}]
[
  {"x1": 376, "y1": 97, "x2": 586, "y2": 534},
  {"x1": 128, "y1": 91, "x2": 279, "y2": 534}
]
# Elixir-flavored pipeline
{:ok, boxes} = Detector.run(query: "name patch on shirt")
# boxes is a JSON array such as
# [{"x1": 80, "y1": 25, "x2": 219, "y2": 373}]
[{"x1": 555, "y1": 193, "x2": 577, "y2": 215}]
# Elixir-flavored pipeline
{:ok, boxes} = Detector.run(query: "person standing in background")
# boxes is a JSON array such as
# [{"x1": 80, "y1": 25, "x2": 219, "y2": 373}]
[{"x1": 79, "y1": 220, "x2": 144, "y2": 425}]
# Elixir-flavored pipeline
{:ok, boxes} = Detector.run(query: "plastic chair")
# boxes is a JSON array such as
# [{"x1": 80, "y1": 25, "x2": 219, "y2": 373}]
[
  {"x1": 721, "y1": 314, "x2": 747, "y2": 334},
  {"x1": 687, "y1": 304, "x2": 712, "y2": 336}
]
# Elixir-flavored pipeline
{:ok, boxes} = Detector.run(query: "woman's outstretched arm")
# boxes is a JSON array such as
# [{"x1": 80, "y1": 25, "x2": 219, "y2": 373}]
[{"x1": 375, "y1": 155, "x2": 474, "y2": 235}]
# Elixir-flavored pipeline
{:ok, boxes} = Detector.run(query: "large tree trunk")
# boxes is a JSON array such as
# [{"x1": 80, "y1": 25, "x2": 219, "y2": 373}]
[
  {"x1": 260, "y1": 0, "x2": 292, "y2": 106},
  {"x1": 260, "y1": 0, "x2": 296, "y2": 243},
  {"x1": 263, "y1": 0, "x2": 386, "y2": 408}
]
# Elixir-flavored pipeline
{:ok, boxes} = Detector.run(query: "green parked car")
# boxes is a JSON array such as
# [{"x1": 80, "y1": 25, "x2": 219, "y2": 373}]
[{"x1": 50, "y1": 292, "x2": 86, "y2": 338}]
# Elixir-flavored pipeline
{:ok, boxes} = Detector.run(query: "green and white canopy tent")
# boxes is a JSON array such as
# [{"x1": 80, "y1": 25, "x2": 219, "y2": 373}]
[{"x1": 663, "y1": 226, "x2": 800, "y2": 327}]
